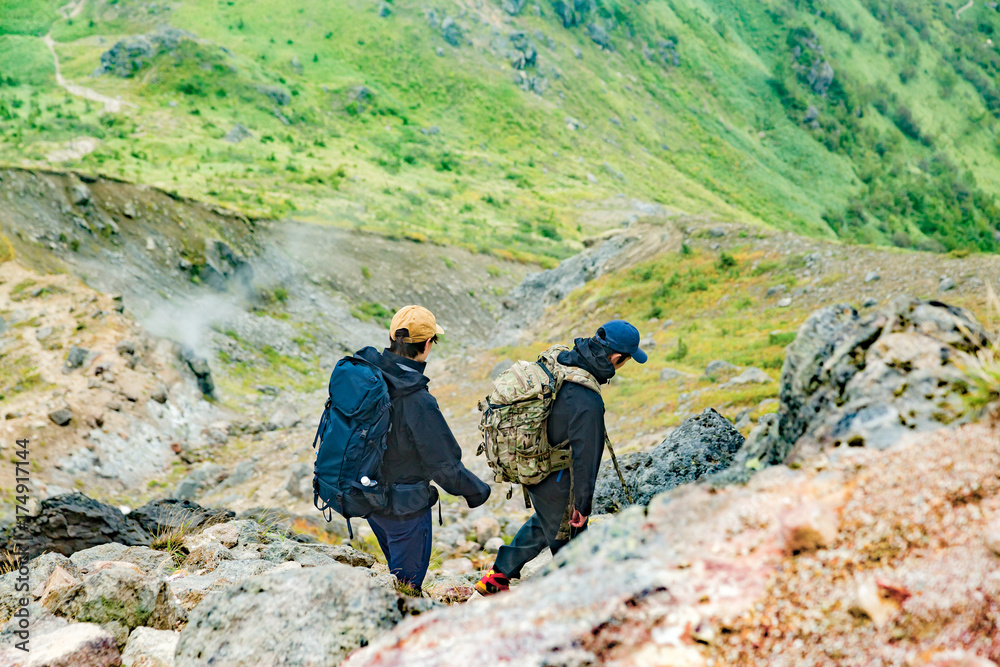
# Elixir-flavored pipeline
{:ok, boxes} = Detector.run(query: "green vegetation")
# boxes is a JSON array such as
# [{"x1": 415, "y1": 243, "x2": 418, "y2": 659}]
[
  {"x1": 1, "y1": 0, "x2": 1000, "y2": 256},
  {"x1": 0, "y1": 0, "x2": 63, "y2": 37},
  {"x1": 350, "y1": 301, "x2": 393, "y2": 328},
  {"x1": 493, "y1": 245, "x2": 834, "y2": 436}
]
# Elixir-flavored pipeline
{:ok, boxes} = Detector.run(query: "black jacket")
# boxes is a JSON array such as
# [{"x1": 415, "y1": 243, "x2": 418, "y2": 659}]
[
  {"x1": 356, "y1": 347, "x2": 491, "y2": 519},
  {"x1": 543, "y1": 337, "x2": 616, "y2": 517}
]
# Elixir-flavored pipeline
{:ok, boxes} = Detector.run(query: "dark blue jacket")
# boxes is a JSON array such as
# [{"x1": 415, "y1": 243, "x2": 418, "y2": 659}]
[{"x1": 356, "y1": 347, "x2": 491, "y2": 519}]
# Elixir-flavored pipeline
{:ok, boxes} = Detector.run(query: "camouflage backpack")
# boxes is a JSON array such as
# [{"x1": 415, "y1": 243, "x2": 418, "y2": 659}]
[{"x1": 476, "y1": 345, "x2": 604, "y2": 487}]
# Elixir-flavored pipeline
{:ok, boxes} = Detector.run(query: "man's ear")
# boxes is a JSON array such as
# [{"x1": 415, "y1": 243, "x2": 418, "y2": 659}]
[
  {"x1": 609, "y1": 352, "x2": 621, "y2": 365},
  {"x1": 423, "y1": 338, "x2": 434, "y2": 354}
]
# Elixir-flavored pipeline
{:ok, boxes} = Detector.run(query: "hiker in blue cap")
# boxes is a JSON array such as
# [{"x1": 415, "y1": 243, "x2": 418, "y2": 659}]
[{"x1": 476, "y1": 320, "x2": 646, "y2": 595}]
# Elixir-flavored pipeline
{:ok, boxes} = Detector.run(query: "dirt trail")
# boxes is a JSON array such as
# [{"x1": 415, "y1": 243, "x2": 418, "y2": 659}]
[
  {"x1": 43, "y1": 32, "x2": 129, "y2": 114},
  {"x1": 58, "y1": 0, "x2": 87, "y2": 20},
  {"x1": 956, "y1": 0, "x2": 974, "y2": 18},
  {"x1": 45, "y1": 136, "x2": 99, "y2": 162}
]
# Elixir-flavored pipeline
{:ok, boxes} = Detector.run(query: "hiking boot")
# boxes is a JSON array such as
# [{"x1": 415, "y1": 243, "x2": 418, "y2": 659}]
[{"x1": 475, "y1": 568, "x2": 510, "y2": 596}]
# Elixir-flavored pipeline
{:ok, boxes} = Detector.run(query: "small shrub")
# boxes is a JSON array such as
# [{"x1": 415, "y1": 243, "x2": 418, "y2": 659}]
[
  {"x1": 351, "y1": 302, "x2": 393, "y2": 327},
  {"x1": 537, "y1": 223, "x2": 561, "y2": 241},
  {"x1": 665, "y1": 337, "x2": 688, "y2": 362},
  {"x1": 768, "y1": 331, "x2": 797, "y2": 346},
  {"x1": 685, "y1": 280, "x2": 709, "y2": 292},
  {"x1": 891, "y1": 231, "x2": 912, "y2": 248},
  {"x1": 716, "y1": 252, "x2": 737, "y2": 270}
]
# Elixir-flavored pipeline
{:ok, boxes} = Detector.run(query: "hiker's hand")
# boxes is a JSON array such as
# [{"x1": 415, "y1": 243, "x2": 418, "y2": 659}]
[{"x1": 569, "y1": 509, "x2": 587, "y2": 528}]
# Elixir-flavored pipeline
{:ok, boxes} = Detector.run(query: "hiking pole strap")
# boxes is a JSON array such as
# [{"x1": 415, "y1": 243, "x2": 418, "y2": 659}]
[{"x1": 605, "y1": 436, "x2": 634, "y2": 505}]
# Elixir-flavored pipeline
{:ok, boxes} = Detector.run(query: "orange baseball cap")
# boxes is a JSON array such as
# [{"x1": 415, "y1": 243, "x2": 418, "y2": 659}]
[{"x1": 389, "y1": 305, "x2": 445, "y2": 343}]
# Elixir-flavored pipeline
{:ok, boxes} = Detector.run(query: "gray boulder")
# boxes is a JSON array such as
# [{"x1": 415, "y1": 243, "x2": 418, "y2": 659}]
[
  {"x1": 99, "y1": 28, "x2": 196, "y2": 78},
  {"x1": 69, "y1": 542, "x2": 130, "y2": 568},
  {"x1": 224, "y1": 123, "x2": 253, "y2": 143},
  {"x1": 0, "y1": 617, "x2": 120, "y2": 666},
  {"x1": 705, "y1": 359, "x2": 738, "y2": 377},
  {"x1": 64, "y1": 345, "x2": 89, "y2": 372},
  {"x1": 179, "y1": 346, "x2": 215, "y2": 397},
  {"x1": 174, "y1": 564, "x2": 402, "y2": 667},
  {"x1": 48, "y1": 407, "x2": 73, "y2": 426},
  {"x1": 168, "y1": 559, "x2": 278, "y2": 609},
  {"x1": 346, "y1": 85, "x2": 375, "y2": 114},
  {"x1": 509, "y1": 32, "x2": 537, "y2": 70},
  {"x1": 257, "y1": 84, "x2": 292, "y2": 106},
  {"x1": 266, "y1": 404, "x2": 300, "y2": 430},
  {"x1": 284, "y1": 462, "x2": 311, "y2": 499},
  {"x1": 43, "y1": 568, "x2": 186, "y2": 647},
  {"x1": 551, "y1": 0, "x2": 585, "y2": 28},
  {"x1": 261, "y1": 541, "x2": 376, "y2": 568},
  {"x1": 121, "y1": 626, "x2": 180, "y2": 667},
  {"x1": 0, "y1": 552, "x2": 79, "y2": 621},
  {"x1": 130, "y1": 498, "x2": 235, "y2": 535},
  {"x1": 592, "y1": 408, "x2": 744, "y2": 514},
  {"x1": 0, "y1": 493, "x2": 151, "y2": 559},
  {"x1": 715, "y1": 297, "x2": 991, "y2": 481},
  {"x1": 100, "y1": 35, "x2": 155, "y2": 77},
  {"x1": 441, "y1": 17, "x2": 463, "y2": 47},
  {"x1": 808, "y1": 59, "x2": 835, "y2": 96},
  {"x1": 587, "y1": 23, "x2": 613, "y2": 51},
  {"x1": 70, "y1": 544, "x2": 173, "y2": 577},
  {"x1": 502, "y1": 0, "x2": 527, "y2": 14},
  {"x1": 658, "y1": 367, "x2": 690, "y2": 383},
  {"x1": 71, "y1": 183, "x2": 91, "y2": 206},
  {"x1": 722, "y1": 367, "x2": 772, "y2": 386}
]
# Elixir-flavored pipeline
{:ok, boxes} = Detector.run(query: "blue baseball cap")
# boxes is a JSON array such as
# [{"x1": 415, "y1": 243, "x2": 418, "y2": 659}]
[{"x1": 596, "y1": 320, "x2": 647, "y2": 364}]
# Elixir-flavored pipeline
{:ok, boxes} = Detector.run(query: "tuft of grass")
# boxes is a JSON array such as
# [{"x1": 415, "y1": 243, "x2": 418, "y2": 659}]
[
  {"x1": 0, "y1": 234, "x2": 14, "y2": 263},
  {"x1": 957, "y1": 283, "x2": 1000, "y2": 412},
  {"x1": 150, "y1": 521, "x2": 197, "y2": 567},
  {"x1": 0, "y1": 550, "x2": 21, "y2": 576},
  {"x1": 350, "y1": 301, "x2": 393, "y2": 328},
  {"x1": 394, "y1": 580, "x2": 422, "y2": 597}
]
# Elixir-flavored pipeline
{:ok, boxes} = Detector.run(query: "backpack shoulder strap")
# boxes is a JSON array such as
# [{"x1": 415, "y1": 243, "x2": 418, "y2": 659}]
[{"x1": 538, "y1": 345, "x2": 602, "y2": 395}]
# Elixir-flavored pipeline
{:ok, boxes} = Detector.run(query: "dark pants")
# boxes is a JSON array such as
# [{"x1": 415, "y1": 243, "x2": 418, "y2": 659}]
[
  {"x1": 367, "y1": 508, "x2": 433, "y2": 589},
  {"x1": 494, "y1": 470, "x2": 587, "y2": 579}
]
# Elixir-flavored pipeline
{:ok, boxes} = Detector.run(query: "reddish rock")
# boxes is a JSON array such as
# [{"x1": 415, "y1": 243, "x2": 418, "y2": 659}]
[{"x1": 0, "y1": 622, "x2": 120, "y2": 667}]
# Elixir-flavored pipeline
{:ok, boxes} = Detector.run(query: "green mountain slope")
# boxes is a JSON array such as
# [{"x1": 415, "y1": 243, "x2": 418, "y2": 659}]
[{"x1": 2, "y1": 0, "x2": 999, "y2": 259}]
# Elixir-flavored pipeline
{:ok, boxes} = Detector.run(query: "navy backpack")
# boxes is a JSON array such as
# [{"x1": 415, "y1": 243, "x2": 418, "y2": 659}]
[{"x1": 312, "y1": 355, "x2": 392, "y2": 537}]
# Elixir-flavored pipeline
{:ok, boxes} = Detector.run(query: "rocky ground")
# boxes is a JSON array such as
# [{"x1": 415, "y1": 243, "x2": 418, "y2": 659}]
[
  {"x1": 346, "y1": 418, "x2": 1000, "y2": 667},
  {"x1": 3, "y1": 168, "x2": 1000, "y2": 664},
  {"x1": 0, "y1": 260, "x2": 229, "y2": 507}
]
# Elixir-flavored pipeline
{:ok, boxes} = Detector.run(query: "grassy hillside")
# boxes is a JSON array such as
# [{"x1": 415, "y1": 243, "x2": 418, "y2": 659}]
[
  {"x1": 2, "y1": 0, "x2": 1000, "y2": 259},
  {"x1": 483, "y1": 222, "x2": 998, "y2": 448}
]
